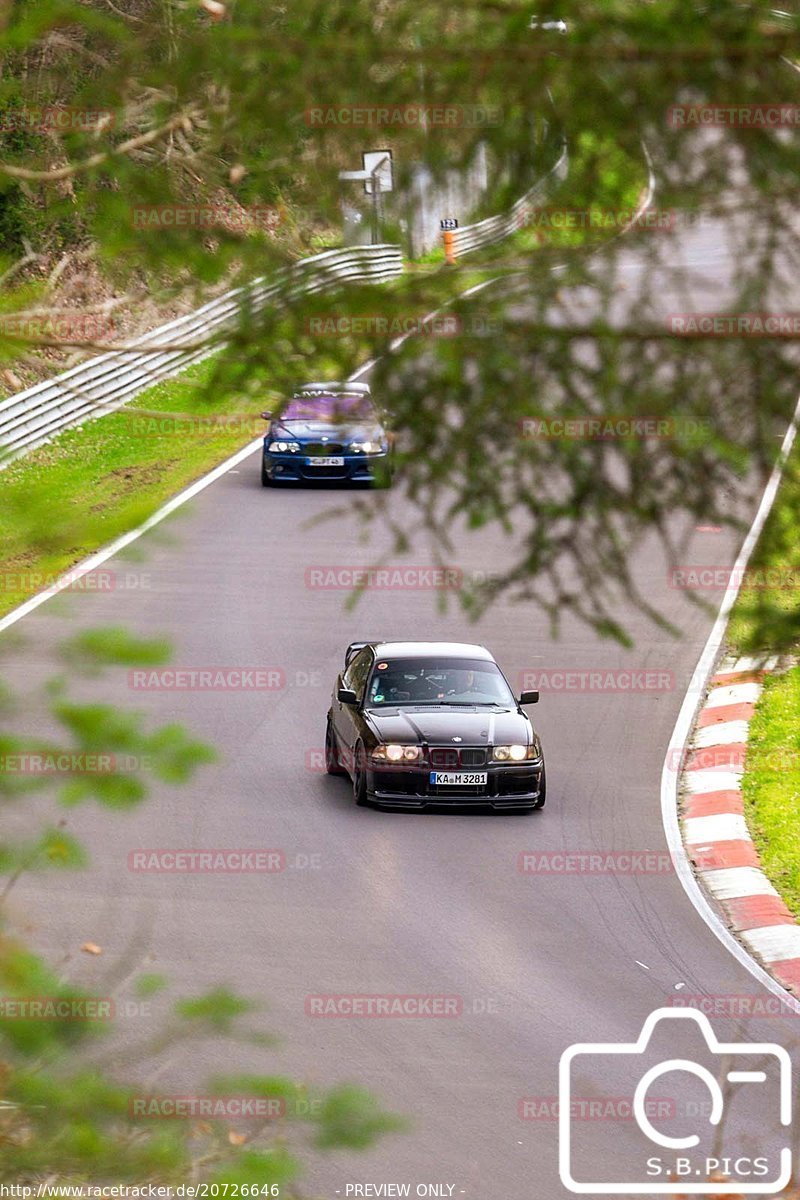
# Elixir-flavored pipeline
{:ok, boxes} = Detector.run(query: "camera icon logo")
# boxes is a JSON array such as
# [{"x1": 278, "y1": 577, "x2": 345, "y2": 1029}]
[{"x1": 558, "y1": 1007, "x2": 791, "y2": 1194}]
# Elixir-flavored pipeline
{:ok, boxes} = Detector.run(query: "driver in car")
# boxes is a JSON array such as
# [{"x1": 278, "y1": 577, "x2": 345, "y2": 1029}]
[{"x1": 443, "y1": 669, "x2": 481, "y2": 700}]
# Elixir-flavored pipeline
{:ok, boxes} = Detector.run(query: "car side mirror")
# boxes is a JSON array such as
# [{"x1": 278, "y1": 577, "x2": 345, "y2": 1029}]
[
  {"x1": 260, "y1": 410, "x2": 272, "y2": 420},
  {"x1": 337, "y1": 686, "x2": 358, "y2": 705},
  {"x1": 519, "y1": 689, "x2": 539, "y2": 705}
]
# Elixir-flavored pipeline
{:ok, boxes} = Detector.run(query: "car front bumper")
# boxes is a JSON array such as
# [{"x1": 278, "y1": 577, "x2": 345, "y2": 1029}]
[
  {"x1": 263, "y1": 450, "x2": 390, "y2": 483},
  {"x1": 365, "y1": 761, "x2": 545, "y2": 809}
]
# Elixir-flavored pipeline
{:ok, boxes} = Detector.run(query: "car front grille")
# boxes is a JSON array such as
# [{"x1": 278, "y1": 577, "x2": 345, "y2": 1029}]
[
  {"x1": 304, "y1": 442, "x2": 344, "y2": 457},
  {"x1": 429, "y1": 746, "x2": 487, "y2": 768}
]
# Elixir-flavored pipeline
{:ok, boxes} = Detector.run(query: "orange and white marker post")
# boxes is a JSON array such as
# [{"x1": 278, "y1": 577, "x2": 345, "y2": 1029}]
[{"x1": 440, "y1": 218, "x2": 458, "y2": 264}]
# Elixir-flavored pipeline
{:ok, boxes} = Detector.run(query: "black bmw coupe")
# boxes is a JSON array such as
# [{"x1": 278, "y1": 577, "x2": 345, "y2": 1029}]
[{"x1": 325, "y1": 640, "x2": 546, "y2": 811}]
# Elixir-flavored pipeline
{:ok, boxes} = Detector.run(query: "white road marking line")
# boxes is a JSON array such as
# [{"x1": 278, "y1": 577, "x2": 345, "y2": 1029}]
[{"x1": 634, "y1": 960, "x2": 651, "y2": 970}]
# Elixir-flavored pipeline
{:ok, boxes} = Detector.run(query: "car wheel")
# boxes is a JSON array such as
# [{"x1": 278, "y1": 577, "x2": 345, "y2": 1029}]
[
  {"x1": 353, "y1": 743, "x2": 369, "y2": 806},
  {"x1": 532, "y1": 765, "x2": 547, "y2": 810},
  {"x1": 325, "y1": 717, "x2": 346, "y2": 776},
  {"x1": 261, "y1": 460, "x2": 273, "y2": 487}
]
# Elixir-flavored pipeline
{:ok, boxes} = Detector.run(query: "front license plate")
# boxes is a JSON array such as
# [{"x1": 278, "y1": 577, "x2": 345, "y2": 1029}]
[
  {"x1": 429, "y1": 771, "x2": 488, "y2": 786},
  {"x1": 307, "y1": 457, "x2": 344, "y2": 466}
]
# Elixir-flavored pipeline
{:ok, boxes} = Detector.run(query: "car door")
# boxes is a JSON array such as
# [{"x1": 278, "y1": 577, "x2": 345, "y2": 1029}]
[{"x1": 333, "y1": 647, "x2": 374, "y2": 766}]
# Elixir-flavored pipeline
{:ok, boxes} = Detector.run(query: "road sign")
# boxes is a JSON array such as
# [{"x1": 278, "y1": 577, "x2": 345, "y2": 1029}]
[{"x1": 363, "y1": 150, "x2": 393, "y2": 195}]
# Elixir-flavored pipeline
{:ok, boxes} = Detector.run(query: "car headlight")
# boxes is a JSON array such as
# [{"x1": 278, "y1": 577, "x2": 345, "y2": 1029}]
[
  {"x1": 371, "y1": 743, "x2": 422, "y2": 763},
  {"x1": 267, "y1": 440, "x2": 300, "y2": 454},
  {"x1": 348, "y1": 440, "x2": 385, "y2": 455},
  {"x1": 492, "y1": 743, "x2": 540, "y2": 762}
]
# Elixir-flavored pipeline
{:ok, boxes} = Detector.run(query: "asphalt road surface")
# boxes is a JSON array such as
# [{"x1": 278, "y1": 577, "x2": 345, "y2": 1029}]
[{"x1": 3, "y1": 199, "x2": 800, "y2": 1198}]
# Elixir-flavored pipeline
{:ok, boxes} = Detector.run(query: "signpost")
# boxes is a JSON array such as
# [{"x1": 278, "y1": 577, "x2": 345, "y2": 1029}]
[{"x1": 338, "y1": 150, "x2": 393, "y2": 245}]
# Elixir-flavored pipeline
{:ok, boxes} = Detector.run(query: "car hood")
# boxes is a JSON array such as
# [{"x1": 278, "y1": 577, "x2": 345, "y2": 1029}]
[
  {"x1": 269, "y1": 419, "x2": 384, "y2": 442},
  {"x1": 364, "y1": 706, "x2": 533, "y2": 745}
]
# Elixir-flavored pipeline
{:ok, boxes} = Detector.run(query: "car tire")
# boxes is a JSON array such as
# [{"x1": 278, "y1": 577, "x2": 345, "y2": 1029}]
[
  {"x1": 532, "y1": 765, "x2": 547, "y2": 810},
  {"x1": 325, "y1": 717, "x2": 346, "y2": 776},
  {"x1": 261, "y1": 460, "x2": 273, "y2": 487},
  {"x1": 353, "y1": 743, "x2": 369, "y2": 806}
]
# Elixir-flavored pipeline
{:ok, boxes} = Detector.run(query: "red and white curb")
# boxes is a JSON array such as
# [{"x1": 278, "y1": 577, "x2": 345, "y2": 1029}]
[{"x1": 680, "y1": 654, "x2": 800, "y2": 993}]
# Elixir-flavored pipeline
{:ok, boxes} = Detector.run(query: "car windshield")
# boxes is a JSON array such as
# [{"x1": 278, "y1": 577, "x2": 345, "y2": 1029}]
[
  {"x1": 282, "y1": 392, "x2": 375, "y2": 422},
  {"x1": 365, "y1": 657, "x2": 515, "y2": 707}
]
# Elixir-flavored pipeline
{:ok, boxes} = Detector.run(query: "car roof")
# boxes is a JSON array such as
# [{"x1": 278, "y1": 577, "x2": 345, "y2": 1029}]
[
  {"x1": 295, "y1": 381, "x2": 370, "y2": 395},
  {"x1": 369, "y1": 641, "x2": 493, "y2": 661}
]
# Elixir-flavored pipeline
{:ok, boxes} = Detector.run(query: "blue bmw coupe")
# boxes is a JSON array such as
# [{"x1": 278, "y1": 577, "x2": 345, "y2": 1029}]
[{"x1": 261, "y1": 381, "x2": 391, "y2": 486}]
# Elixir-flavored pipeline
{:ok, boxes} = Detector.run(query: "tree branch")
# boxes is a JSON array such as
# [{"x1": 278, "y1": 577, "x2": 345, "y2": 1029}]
[{"x1": 0, "y1": 110, "x2": 198, "y2": 183}]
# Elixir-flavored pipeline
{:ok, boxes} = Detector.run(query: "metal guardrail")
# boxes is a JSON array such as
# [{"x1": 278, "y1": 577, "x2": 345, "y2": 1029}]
[
  {"x1": 449, "y1": 143, "x2": 568, "y2": 258},
  {"x1": 0, "y1": 244, "x2": 403, "y2": 463},
  {"x1": 0, "y1": 142, "x2": 567, "y2": 464}
]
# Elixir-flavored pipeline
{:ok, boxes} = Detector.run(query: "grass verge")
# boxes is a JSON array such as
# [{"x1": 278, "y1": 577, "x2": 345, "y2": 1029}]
[
  {"x1": 741, "y1": 666, "x2": 800, "y2": 917},
  {"x1": 726, "y1": 454, "x2": 800, "y2": 658},
  {"x1": 723, "y1": 445, "x2": 800, "y2": 917},
  {"x1": 0, "y1": 357, "x2": 261, "y2": 617}
]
